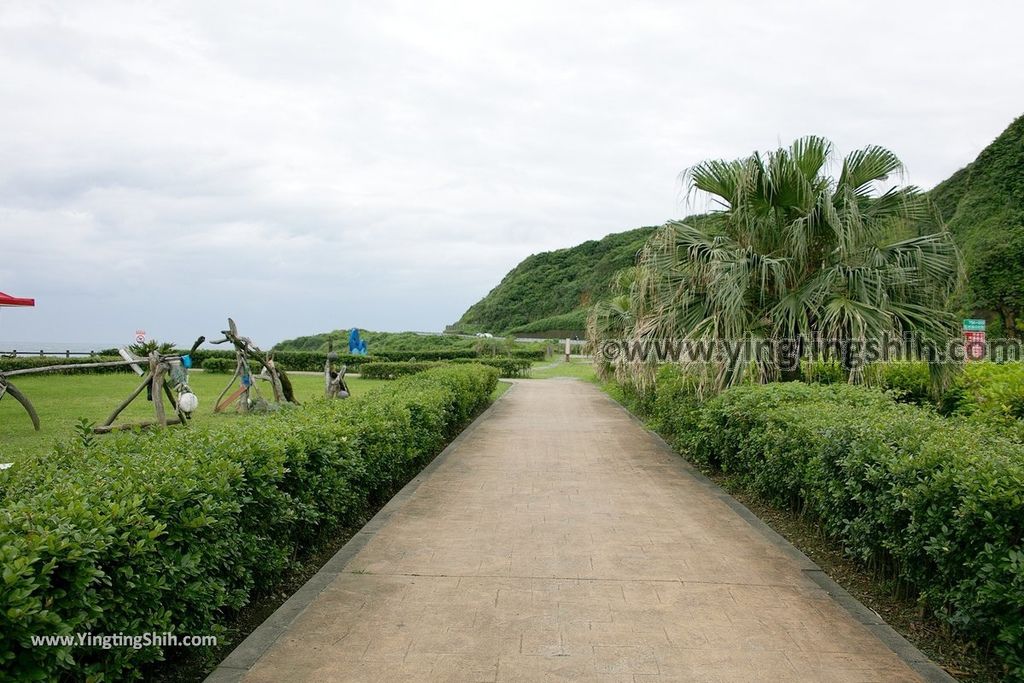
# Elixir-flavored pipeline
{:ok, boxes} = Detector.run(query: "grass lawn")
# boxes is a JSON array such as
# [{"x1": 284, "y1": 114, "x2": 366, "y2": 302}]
[
  {"x1": 528, "y1": 358, "x2": 597, "y2": 381},
  {"x1": 0, "y1": 371, "x2": 385, "y2": 458},
  {"x1": 491, "y1": 380, "x2": 512, "y2": 400}
]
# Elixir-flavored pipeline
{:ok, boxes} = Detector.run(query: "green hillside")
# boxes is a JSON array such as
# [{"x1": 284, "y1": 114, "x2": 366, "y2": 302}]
[
  {"x1": 929, "y1": 114, "x2": 1024, "y2": 335},
  {"x1": 452, "y1": 117, "x2": 1024, "y2": 338},
  {"x1": 278, "y1": 118, "x2": 1024, "y2": 344},
  {"x1": 274, "y1": 330, "x2": 478, "y2": 353},
  {"x1": 449, "y1": 226, "x2": 656, "y2": 335}
]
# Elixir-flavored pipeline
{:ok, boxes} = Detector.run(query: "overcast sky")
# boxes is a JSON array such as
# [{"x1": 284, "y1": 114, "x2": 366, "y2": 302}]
[{"x1": 1, "y1": 1, "x2": 1022, "y2": 348}]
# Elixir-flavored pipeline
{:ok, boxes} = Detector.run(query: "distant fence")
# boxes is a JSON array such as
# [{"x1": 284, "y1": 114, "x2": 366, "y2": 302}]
[{"x1": 1, "y1": 350, "x2": 103, "y2": 358}]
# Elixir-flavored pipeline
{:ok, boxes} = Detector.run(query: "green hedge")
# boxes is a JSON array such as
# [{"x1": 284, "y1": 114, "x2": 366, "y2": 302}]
[
  {"x1": 0, "y1": 364, "x2": 499, "y2": 681},
  {"x1": 185, "y1": 349, "x2": 383, "y2": 372},
  {"x1": 187, "y1": 349, "x2": 495, "y2": 370},
  {"x1": 450, "y1": 357, "x2": 532, "y2": 378},
  {"x1": 0, "y1": 356, "x2": 130, "y2": 375},
  {"x1": 856, "y1": 361, "x2": 1024, "y2": 419},
  {"x1": 628, "y1": 367, "x2": 1024, "y2": 678},
  {"x1": 199, "y1": 357, "x2": 235, "y2": 373},
  {"x1": 359, "y1": 358, "x2": 531, "y2": 380},
  {"x1": 508, "y1": 348, "x2": 546, "y2": 361},
  {"x1": 358, "y1": 361, "x2": 440, "y2": 380}
]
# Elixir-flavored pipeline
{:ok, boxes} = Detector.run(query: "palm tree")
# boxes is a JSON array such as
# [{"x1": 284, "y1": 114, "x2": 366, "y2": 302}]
[
  {"x1": 606, "y1": 136, "x2": 963, "y2": 393},
  {"x1": 587, "y1": 268, "x2": 636, "y2": 381}
]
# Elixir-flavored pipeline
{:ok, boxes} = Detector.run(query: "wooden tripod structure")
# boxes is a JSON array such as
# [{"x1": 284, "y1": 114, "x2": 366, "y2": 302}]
[
  {"x1": 0, "y1": 350, "x2": 197, "y2": 433},
  {"x1": 324, "y1": 343, "x2": 350, "y2": 399},
  {"x1": 0, "y1": 372, "x2": 41, "y2": 431},
  {"x1": 95, "y1": 353, "x2": 186, "y2": 433},
  {"x1": 93, "y1": 337, "x2": 205, "y2": 434},
  {"x1": 212, "y1": 318, "x2": 295, "y2": 413}
]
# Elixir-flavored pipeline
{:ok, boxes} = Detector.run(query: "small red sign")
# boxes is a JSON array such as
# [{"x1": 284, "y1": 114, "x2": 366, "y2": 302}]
[{"x1": 964, "y1": 330, "x2": 986, "y2": 360}]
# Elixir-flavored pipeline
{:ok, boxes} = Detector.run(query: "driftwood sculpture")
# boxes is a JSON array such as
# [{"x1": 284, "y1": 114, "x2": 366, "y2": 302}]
[
  {"x1": 0, "y1": 343, "x2": 201, "y2": 433},
  {"x1": 211, "y1": 318, "x2": 296, "y2": 413},
  {"x1": 324, "y1": 346, "x2": 350, "y2": 399},
  {"x1": 0, "y1": 372, "x2": 41, "y2": 431},
  {"x1": 93, "y1": 337, "x2": 204, "y2": 434}
]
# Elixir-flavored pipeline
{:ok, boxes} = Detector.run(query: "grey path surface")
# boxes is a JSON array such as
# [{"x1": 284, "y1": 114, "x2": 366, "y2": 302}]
[{"x1": 214, "y1": 380, "x2": 946, "y2": 682}]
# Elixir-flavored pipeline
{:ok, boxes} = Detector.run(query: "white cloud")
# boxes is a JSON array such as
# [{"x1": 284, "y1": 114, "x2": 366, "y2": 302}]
[{"x1": 1, "y1": 0, "x2": 1022, "y2": 345}]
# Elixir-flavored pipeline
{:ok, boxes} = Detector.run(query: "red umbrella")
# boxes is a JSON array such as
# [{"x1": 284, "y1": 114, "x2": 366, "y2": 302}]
[
  {"x1": 0, "y1": 292, "x2": 34, "y2": 352},
  {"x1": 0, "y1": 291, "x2": 35, "y2": 307}
]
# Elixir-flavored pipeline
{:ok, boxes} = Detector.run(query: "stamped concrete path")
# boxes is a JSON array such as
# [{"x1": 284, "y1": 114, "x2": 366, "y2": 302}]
[{"x1": 211, "y1": 380, "x2": 949, "y2": 683}]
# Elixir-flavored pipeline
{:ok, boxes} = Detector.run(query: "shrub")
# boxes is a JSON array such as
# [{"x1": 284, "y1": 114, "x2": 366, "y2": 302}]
[
  {"x1": 360, "y1": 358, "x2": 530, "y2": 380},
  {"x1": 508, "y1": 348, "x2": 546, "y2": 361},
  {"x1": 358, "y1": 361, "x2": 440, "y2": 380},
  {"x1": 0, "y1": 356, "x2": 130, "y2": 375},
  {"x1": 200, "y1": 357, "x2": 235, "y2": 373},
  {"x1": 372, "y1": 350, "x2": 478, "y2": 362},
  {"x1": 185, "y1": 349, "x2": 383, "y2": 372},
  {"x1": 0, "y1": 364, "x2": 498, "y2": 681},
  {"x1": 857, "y1": 360, "x2": 1024, "y2": 419},
  {"x1": 632, "y1": 378, "x2": 1024, "y2": 678},
  {"x1": 450, "y1": 357, "x2": 532, "y2": 378},
  {"x1": 955, "y1": 362, "x2": 1024, "y2": 419},
  {"x1": 864, "y1": 361, "x2": 933, "y2": 405}
]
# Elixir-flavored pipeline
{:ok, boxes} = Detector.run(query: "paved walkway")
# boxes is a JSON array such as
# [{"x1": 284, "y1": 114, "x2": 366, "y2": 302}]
[{"x1": 217, "y1": 380, "x2": 939, "y2": 682}]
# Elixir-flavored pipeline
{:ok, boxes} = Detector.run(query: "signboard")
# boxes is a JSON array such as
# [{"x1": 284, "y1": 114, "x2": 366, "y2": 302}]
[
  {"x1": 962, "y1": 319, "x2": 986, "y2": 360},
  {"x1": 134, "y1": 329, "x2": 147, "y2": 344}
]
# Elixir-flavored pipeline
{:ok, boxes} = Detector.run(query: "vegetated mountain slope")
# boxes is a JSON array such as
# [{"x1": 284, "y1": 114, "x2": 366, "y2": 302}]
[
  {"x1": 929, "y1": 114, "x2": 1024, "y2": 335},
  {"x1": 451, "y1": 115, "x2": 1024, "y2": 338},
  {"x1": 274, "y1": 330, "x2": 478, "y2": 353},
  {"x1": 449, "y1": 226, "x2": 656, "y2": 335}
]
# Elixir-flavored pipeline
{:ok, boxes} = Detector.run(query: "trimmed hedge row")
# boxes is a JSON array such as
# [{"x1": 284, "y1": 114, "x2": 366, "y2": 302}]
[
  {"x1": 507, "y1": 348, "x2": 546, "y2": 361},
  {"x1": 450, "y1": 357, "x2": 532, "y2": 378},
  {"x1": 0, "y1": 356, "x2": 130, "y2": 375},
  {"x1": 359, "y1": 358, "x2": 531, "y2": 380},
  {"x1": 30, "y1": 348, "x2": 545, "y2": 376},
  {"x1": 628, "y1": 367, "x2": 1024, "y2": 678},
  {"x1": 200, "y1": 357, "x2": 235, "y2": 373},
  {"x1": 803, "y1": 360, "x2": 1024, "y2": 420},
  {"x1": 358, "y1": 361, "x2": 440, "y2": 380},
  {"x1": 185, "y1": 349, "x2": 383, "y2": 372},
  {"x1": 0, "y1": 364, "x2": 499, "y2": 681}
]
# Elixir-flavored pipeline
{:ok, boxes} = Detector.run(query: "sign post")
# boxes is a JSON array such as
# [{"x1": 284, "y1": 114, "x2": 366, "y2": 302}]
[{"x1": 963, "y1": 319, "x2": 986, "y2": 361}]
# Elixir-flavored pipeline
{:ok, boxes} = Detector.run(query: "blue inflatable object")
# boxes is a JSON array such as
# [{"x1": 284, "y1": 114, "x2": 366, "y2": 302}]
[{"x1": 348, "y1": 328, "x2": 367, "y2": 356}]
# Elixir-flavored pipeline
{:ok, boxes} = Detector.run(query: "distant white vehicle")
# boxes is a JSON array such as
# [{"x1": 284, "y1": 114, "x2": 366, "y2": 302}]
[{"x1": 475, "y1": 332, "x2": 494, "y2": 338}]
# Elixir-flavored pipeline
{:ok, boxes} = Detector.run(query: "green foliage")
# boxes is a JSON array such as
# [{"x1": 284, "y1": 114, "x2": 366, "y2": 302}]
[
  {"x1": 187, "y1": 349, "x2": 381, "y2": 372},
  {"x1": 615, "y1": 136, "x2": 961, "y2": 395},
  {"x1": 507, "y1": 348, "x2": 546, "y2": 361},
  {"x1": 72, "y1": 418, "x2": 96, "y2": 449},
  {"x1": 627, "y1": 374, "x2": 1024, "y2": 677},
  {"x1": 360, "y1": 358, "x2": 531, "y2": 380},
  {"x1": 862, "y1": 361, "x2": 934, "y2": 405},
  {"x1": 0, "y1": 365, "x2": 498, "y2": 681},
  {"x1": 950, "y1": 362, "x2": 1024, "y2": 419},
  {"x1": 850, "y1": 361, "x2": 1024, "y2": 421},
  {"x1": 358, "y1": 361, "x2": 440, "y2": 380},
  {"x1": 0, "y1": 356, "x2": 130, "y2": 375},
  {"x1": 930, "y1": 115, "x2": 1024, "y2": 334},
  {"x1": 451, "y1": 227, "x2": 656, "y2": 334},
  {"x1": 274, "y1": 330, "x2": 478, "y2": 354},
  {"x1": 127, "y1": 340, "x2": 176, "y2": 357},
  {"x1": 509, "y1": 309, "x2": 589, "y2": 335},
  {"x1": 449, "y1": 357, "x2": 532, "y2": 378},
  {"x1": 200, "y1": 357, "x2": 235, "y2": 373}
]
